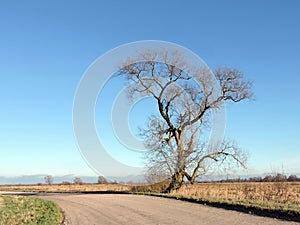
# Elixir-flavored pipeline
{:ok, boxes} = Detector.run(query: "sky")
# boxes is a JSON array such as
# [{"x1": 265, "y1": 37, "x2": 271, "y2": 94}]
[{"x1": 0, "y1": 0, "x2": 299, "y2": 181}]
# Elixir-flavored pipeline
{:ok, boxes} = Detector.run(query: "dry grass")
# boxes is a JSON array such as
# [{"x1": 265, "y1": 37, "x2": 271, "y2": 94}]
[
  {"x1": 130, "y1": 181, "x2": 300, "y2": 217},
  {"x1": 1, "y1": 182, "x2": 299, "y2": 211},
  {"x1": 1, "y1": 182, "x2": 299, "y2": 205},
  {"x1": 0, "y1": 183, "x2": 130, "y2": 193},
  {"x1": 172, "y1": 182, "x2": 300, "y2": 205},
  {"x1": 134, "y1": 181, "x2": 300, "y2": 220}
]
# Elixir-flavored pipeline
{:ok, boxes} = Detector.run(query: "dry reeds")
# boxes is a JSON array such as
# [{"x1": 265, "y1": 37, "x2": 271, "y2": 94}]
[
  {"x1": 0, "y1": 183, "x2": 130, "y2": 193},
  {"x1": 172, "y1": 182, "x2": 300, "y2": 204}
]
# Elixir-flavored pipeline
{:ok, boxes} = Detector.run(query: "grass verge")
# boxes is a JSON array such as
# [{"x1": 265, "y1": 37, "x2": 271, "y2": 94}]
[
  {"x1": 131, "y1": 192, "x2": 300, "y2": 222},
  {"x1": 0, "y1": 195, "x2": 63, "y2": 225}
]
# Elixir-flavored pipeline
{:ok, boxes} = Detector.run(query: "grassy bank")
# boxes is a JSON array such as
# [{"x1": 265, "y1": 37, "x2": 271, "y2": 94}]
[
  {"x1": 0, "y1": 195, "x2": 63, "y2": 225},
  {"x1": 173, "y1": 182, "x2": 300, "y2": 204},
  {"x1": 132, "y1": 192, "x2": 300, "y2": 221},
  {"x1": 131, "y1": 182, "x2": 300, "y2": 222}
]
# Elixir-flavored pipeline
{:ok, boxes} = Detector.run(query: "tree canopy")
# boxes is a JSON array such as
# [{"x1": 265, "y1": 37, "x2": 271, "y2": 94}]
[{"x1": 119, "y1": 50, "x2": 253, "y2": 192}]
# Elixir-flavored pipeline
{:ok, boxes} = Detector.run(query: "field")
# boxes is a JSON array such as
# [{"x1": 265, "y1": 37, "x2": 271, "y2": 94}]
[
  {"x1": 1, "y1": 182, "x2": 299, "y2": 204},
  {"x1": 169, "y1": 182, "x2": 300, "y2": 216},
  {"x1": 0, "y1": 195, "x2": 63, "y2": 225},
  {"x1": 0, "y1": 183, "x2": 130, "y2": 193},
  {"x1": 174, "y1": 182, "x2": 300, "y2": 204}
]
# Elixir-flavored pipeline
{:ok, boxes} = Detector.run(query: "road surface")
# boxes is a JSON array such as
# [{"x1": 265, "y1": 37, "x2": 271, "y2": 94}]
[{"x1": 40, "y1": 194, "x2": 298, "y2": 225}]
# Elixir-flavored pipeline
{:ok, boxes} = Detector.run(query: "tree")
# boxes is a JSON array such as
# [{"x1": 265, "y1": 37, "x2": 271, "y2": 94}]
[
  {"x1": 274, "y1": 173, "x2": 287, "y2": 182},
  {"x1": 73, "y1": 177, "x2": 83, "y2": 185},
  {"x1": 119, "y1": 50, "x2": 253, "y2": 192},
  {"x1": 44, "y1": 175, "x2": 53, "y2": 185},
  {"x1": 97, "y1": 176, "x2": 108, "y2": 184},
  {"x1": 287, "y1": 174, "x2": 299, "y2": 182}
]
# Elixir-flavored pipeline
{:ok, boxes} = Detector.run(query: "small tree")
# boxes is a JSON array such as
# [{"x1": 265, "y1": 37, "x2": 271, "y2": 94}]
[
  {"x1": 119, "y1": 50, "x2": 253, "y2": 192},
  {"x1": 274, "y1": 173, "x2": 287, "y2": 182},
  {"x1": 287, "y1": 175, "x2": 298, "y2": 182},
  {"x1": 97, "y1": 176, "x2": 108, "y2": 184},
  {"x1": 73, "y1": 177, "x2": 83, "y2": 185},
  {"x1": 44, "y1": 175, "x2": 53, "y2": 185}
]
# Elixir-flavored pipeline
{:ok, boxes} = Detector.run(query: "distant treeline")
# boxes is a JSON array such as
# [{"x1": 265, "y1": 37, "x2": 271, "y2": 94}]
[{"x1": 213, "y1": 174, "x2": 300, "y2": 183}]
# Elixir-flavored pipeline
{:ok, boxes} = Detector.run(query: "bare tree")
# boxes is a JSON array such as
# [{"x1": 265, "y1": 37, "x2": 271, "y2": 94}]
[
  {"x1": 97, "y1": 176, "x2": 108, "y2": 184},
  {"x1": 73, "y1": 177, "x2": 83, "y2": 185},
  {"x1": 118, "y1": 50, "x2": 253, "y2": 192},
  {"x1": 44, "y1": 175, "x2": 53, "y2": 185}
]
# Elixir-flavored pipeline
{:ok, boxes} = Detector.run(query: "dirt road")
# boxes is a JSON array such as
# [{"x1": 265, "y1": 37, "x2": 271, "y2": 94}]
[{"x1": 41, "y1": 194, "x2": 299, "y2": 225}]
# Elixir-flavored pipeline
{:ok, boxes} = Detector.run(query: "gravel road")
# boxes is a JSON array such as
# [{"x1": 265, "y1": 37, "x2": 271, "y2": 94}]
[{"x1": 41, "y1": 194, "x2": 299, "y2": 225}]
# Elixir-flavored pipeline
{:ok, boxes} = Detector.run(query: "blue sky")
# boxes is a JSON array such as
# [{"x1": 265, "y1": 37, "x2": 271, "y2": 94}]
[{"x1": 0, "y1": 0, "x2": 299, "y2": 179}]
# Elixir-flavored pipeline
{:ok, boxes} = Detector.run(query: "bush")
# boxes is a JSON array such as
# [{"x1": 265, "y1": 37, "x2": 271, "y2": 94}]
[
  {"x1": 131, "y1": 179, "x2": 171, "y2": 193},
  {"x1": 60, "y1": 181, "x2": 71, "y2": 185}
]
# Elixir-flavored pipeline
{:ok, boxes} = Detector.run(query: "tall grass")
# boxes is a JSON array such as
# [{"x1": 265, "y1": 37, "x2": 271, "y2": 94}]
[
  {"x1": 0, "y1": 183, "x2": 130, "y2": 193},
  {"x1": 172, "y1": 182, "x2": 300, "y2": 204}
]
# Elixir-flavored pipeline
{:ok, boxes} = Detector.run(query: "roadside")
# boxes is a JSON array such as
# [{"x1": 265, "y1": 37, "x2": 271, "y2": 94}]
[
  {"x1": 131, "y1": 192, "x2": 300, "y2": 222},
  {"x1": 0, "y1": 196, "x2": 3, "y2": 209},
  {"x1": 0, "y1": 195, "x2": 63, "y2": 225}
]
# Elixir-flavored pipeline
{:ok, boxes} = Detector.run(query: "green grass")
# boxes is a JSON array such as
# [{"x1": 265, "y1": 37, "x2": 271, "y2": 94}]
[{"x1": 0, "y1": 195, "x2": 63, "y2": 225}]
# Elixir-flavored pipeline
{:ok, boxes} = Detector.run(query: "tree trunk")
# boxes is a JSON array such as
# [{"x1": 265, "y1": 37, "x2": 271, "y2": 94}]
[{"x1": 165, "y1": 170, "x2": 184, "y2": 193}]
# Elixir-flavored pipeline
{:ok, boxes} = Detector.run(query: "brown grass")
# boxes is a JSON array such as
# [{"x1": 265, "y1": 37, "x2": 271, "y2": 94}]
[
  {"x1": 133, "y1": 181, "x2": 300, "y2": 220},
  {"x1": 0, "y1": 183, "x2": 130, "y2": 193},
  {"x1": 172, "y1": 182, "x2": 300, "y2": 205},
  {"x1": 1, "y1": 182, "x2": 299, "y2": 206}
]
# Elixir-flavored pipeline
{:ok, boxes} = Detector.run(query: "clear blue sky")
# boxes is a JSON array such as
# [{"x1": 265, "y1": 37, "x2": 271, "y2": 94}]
[{"x1": 0, "y1": 0, "x2": 299, "y2": 179}]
